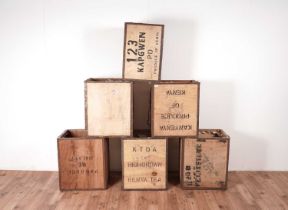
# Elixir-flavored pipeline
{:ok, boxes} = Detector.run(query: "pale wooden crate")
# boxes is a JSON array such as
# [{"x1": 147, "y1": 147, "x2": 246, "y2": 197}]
[
  {"x1": 123, "y1": 22, "x2": 164, "y2": 81},
  {"x1": 151, "y1": 80, "x2": 200, "y2": 137},
  {"x1": 122, "y1": 137, "x2": 167, "y2": 190},
  {"x1": 180, "y1": 129, "x2": 230, "y2": 190},
  {"x1": 85, "y1": 78, "x2": 133, "y2": 137},
  {"x1": 57, "y1": 129, "x2": 109, "y2": 191}
]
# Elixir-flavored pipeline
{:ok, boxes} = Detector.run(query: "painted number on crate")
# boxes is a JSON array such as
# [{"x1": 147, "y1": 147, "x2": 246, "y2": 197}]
[{"x1": 126, "y1": 32, "x2": 146, "y2": 72}]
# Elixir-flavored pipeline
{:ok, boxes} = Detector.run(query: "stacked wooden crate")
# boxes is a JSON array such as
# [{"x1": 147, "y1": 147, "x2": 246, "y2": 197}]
[
  {"x1": 57, "y1": 22, "x2": 230, "y2": 191},
  {"x1": 57, "y1": 130, "x2": 108, "y2": 190}
]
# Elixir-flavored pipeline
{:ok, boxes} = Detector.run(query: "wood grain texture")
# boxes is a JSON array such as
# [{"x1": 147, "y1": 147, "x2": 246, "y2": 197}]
[
  {"x1": 85, "y1": 79, "x2": 132, "y2": 137},
  {"x1": 58, "y1": 129, "x2": 108, "y2": 190},
  {"x1": 152, "y1": 81, "x2": 200, "y2": 137},
  {"x1": 0, "y1": 171, "x2": 287, "y2": 210},
  {"x1": 122, "y1": 138, "x2": 167, "y2": 190},
  {"x1": 123, "y1": 23, "x2": 164, "y2": 80},
  {"x1": 180, "y1": 129, "x2": 230, "y2": 190}
]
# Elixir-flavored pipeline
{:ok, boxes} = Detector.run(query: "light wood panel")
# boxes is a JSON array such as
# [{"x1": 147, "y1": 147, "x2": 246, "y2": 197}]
[
  {"x1": 123, "y1": 23, "x2": 164, "y2": 80},
  {"x1": 180, "y1": 129, "x2": 230, "y2": 190},
  {"x1": 85, "y1": 79, "x2": 132, "y2": 137},
  {"x1": 152, "y1": 81, "x2": 200, "y2": 137},
  {"x1": 181, "y1": 139, "x2": 228, "y2": 189},
  {"x1": 122, "y1": 139, "x2": 167, "y2": 190},
  {"x1": 0, "y1": 171, "x2": 287, "y2": 210}
]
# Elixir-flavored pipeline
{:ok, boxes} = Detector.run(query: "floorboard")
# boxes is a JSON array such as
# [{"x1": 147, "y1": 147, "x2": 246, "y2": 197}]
[{"x1": 0, "y1": 171, "x2": 287, "y2": 210}]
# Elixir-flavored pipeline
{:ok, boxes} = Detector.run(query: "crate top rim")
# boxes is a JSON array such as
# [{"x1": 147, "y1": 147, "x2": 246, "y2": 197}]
[
  {"x1": 122, "y1": 137, "x2": 167, "y2": 141},
  {"x1": 122, "y1": 78, "x2": 159, "y2": 82},
  {"x1": 85, "y1": 78, "x2": 132, "y2": 83},
  {"x1": 182, "y1": 129, "x2": 230, "y2": 140},
  {"x1": 154, "y1": 80, "x2": 200, "y2": 85},
  {"x1": 58, "y1": 129, "x2": 106, "y2": 140},
  {"x1": 199, "y1": 129, "x2": 230, "y2": 139},
  {"x1": 125, "y1": 22, "x2": 164, "y2": 27}
]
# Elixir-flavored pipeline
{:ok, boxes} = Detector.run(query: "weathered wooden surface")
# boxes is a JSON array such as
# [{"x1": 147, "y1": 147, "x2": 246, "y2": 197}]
[
  {"x1": 0, "y1": 171, "x2": 288, "y2": 210},
  {"x1": 123, "y1": 23, "x2": 164, "y2": 80},
  {"x1": 85, "y1": 79, "x2": 132, "y2": 137},
  {"x1": 180, "y1": 129, "x2": 230, "y2": 189},
  {"x1": 152, "y1": 81, "x2": 200, "y2": 137},
  {"x1": 58, "y1": 129, "x2": 108, "y2": 190},
  {"x1": 122, "y1": 138, "x2": 167, "y2": 190}
]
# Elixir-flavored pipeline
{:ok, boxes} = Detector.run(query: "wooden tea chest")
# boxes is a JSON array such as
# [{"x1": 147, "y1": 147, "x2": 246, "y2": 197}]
[
  {"x1": 180, "y1": 129, "x2": 230, "y2": 190},
  {"x1": 85, "y1": 78, "x2": 133, "y2": 137},
  {"x1": 123, "y1": 22, "x2": 164, "y2": 80},
  {"x1": 57, "y1": 129, "x2": 108, "y2": 190},
  {"x1": 152, "y1": 80, "x2": 200, "y2": 137},
  {"x1": 122, "y1": 136, "x2": 167, "y2": 190}
]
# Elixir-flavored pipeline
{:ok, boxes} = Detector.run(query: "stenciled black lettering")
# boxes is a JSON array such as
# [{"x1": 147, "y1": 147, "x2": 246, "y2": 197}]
[
  {"x1": 160, "y1": 113, "x2": 190, "y2": 120},
  {"x1": 127, "y1": 161, "x2": 163, "y2": 168},
  {"x1": 193, "y1": 144, "x2": 202, "y2": 186},
  {"x1": 159, "y1": 124, "x2": 192, "y2": 131},
  {"x1": 166, "y1": 90, "x2": 186, "y2": 95},
  {"x1": 126, "y1": 32, "x2": 146, "y2": 73}
]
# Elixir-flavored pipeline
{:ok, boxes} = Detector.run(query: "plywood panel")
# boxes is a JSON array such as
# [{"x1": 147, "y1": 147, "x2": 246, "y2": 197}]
[
  {"x1": 152, "y1": 81, "x2": 199, "y2": 137},
  {"x1": 123, "y1": 23, "x2": 164, "y2": 80},
  {"x1": 122, "y1": 138, "x2": 167, "y2": 190},
  {"x1": 85, "y1": 79, "x2": 132, "y2": 137},
  {"x1": 180, "y1": 129, "x2": 230, "y2": 189},
  {"x1": 57, "y1": 129, "x2": 108, "y2": 190}
]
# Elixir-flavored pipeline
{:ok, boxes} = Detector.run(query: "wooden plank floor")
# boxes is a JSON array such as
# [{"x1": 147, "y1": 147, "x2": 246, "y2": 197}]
[{"x1": 0, "y1": 171, "x2": 287, "y2": 210}]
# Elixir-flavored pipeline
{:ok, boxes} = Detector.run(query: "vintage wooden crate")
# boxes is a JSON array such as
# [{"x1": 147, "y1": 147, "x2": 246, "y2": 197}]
[
  {"x1": 57, "y1": 129, "x2": 109, "y2": 190},
  {"x1": 123, "y1": 22, "x2": 164, "y2": 81},
  {"x1": 122, "y1": 137, "x2": 167, "y2": 190},
  {"x1": 180, "y1": 129, "x2": 230, "y2": 190},
  {"x1": 85, "y1": 78, "x2": 133, "y2": 137},
  {"x1": 151, "y1": 80, "x2": 200, "y2": 137}
]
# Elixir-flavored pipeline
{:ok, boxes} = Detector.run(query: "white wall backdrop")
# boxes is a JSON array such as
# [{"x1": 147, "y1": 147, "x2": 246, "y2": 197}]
[{"x1": 0, "y1": 0, "x2": 288, "y2": 171}]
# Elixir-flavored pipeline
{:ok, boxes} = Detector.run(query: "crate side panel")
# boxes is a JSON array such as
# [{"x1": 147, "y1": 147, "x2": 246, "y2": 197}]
[
  {"x1": 86, "y1": 82, "x2": 131, "y2": 136},
  {"x1": 153, "y1": 84, "x2": 199, "y2": 136},
  {"x1": 122, "y1": 139, "x2": 167, "y2": 189},
  {"x1": 58, "y1": 139, "x2": 106, "y2": 190},
  {"x1": 123, "y1": 24, "x2": 163, "y2": 80},
  {"x1": 182, "y1": 138, "x2": 228, "y2": 189}
]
